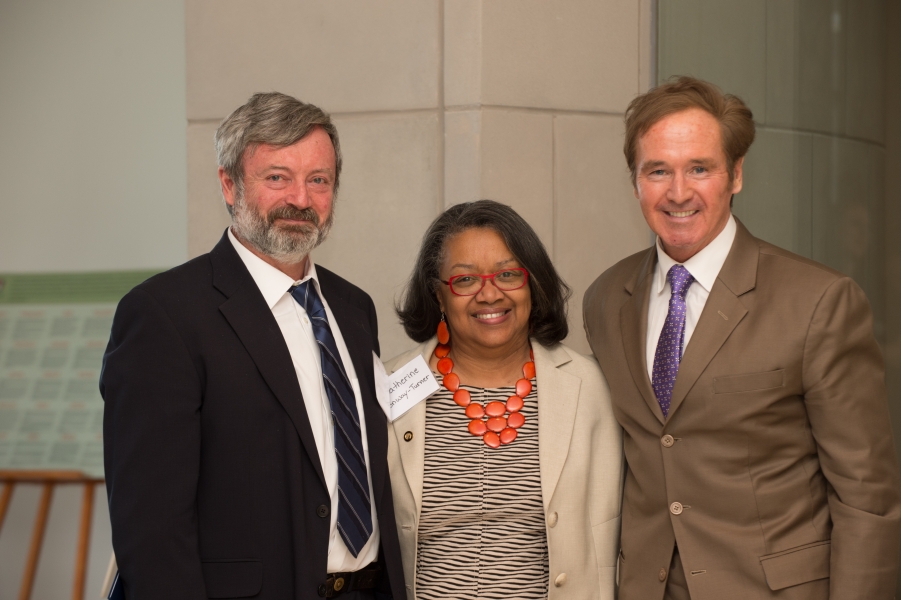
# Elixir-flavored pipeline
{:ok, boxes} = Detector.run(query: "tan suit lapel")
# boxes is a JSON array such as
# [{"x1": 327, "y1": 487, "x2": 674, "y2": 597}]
[
  {"x1": 620, "y1": 249, "x2": 666, "y2": 425},
  {"x1": 667, "y1": 219, "x2": 758, "y2": 418},
  {"x1": 534, "y1": 342, "x2": 580, "y2": 512},
  {"x1": 386, "y1": 340, "x2": 436, "y2": 518}
]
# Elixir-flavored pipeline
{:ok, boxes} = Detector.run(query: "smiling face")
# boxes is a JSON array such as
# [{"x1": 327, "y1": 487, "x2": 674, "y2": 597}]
[
  {"x1": 436, "y1": 228, "x2": 532, "y2": 357},
  {"x1": 218, "y1": 126, "x2": 337, "y2": 274},
  {"x1": 634, "y1": 108, "x2": 743, "y2": 263}
]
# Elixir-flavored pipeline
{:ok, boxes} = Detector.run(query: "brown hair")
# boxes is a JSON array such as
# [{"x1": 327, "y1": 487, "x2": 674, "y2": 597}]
[{"x1": 624, "y1": 76, "x2": 755, "y2": 183}]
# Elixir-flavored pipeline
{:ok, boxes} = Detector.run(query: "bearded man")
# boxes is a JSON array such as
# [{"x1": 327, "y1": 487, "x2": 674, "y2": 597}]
[{"x1": 102, "y1": 92, "x2": 405, "y2": 600}]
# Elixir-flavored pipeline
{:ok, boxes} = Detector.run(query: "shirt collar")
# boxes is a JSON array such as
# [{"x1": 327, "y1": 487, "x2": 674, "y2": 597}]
[
  {"x1": 654, "y1": 214, "x2": 737, "y2": 295},
  {"x1": 228, "y1": 228, "x2": 319, "y2": 309}
]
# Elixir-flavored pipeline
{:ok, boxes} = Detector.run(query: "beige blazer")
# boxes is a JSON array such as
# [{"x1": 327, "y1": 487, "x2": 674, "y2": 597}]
[
  {"x1": 384, "y1": 338, "x2": 623, "y2": 600},
  {"x1": 583, "y1": 218, "x2": 901, "y2": 600}
]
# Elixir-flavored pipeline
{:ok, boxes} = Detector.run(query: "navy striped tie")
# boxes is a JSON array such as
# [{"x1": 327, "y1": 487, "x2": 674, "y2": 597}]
[{"x1": 290, "y1": 281, "x2": 373, "y2": 557}]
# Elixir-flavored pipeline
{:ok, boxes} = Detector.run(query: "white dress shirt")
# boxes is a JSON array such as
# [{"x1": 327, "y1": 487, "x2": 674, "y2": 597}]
[
  {"x1": 228, "y1": 230, "x2": 379, "y2": 572},
  {"x1": 646, "y1": 215, "x2": 737, "y2": 381}
]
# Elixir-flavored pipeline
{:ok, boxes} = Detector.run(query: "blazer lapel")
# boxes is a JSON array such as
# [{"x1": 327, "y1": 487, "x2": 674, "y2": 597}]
[
  {"x1": 620, "y1": 249, "x2": 666, "y2": 425},
  {"x1": 535, "y1": 342, "x2": 581, "y2": 511},
  {"x1": 317, "y1": 274, "x2": 388, "y2": 511},
  {"x1": 386, "y1": 341, "x2": 435, "y2": 517},
  {"x1": 210, "y1": 234, "x2": 327, "y2": 488},
  {"x1": 667, "y1": 219, "x2": 758, "y2": 418}
]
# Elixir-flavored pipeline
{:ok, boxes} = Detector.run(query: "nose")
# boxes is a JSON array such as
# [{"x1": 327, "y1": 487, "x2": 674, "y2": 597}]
[
  {"x1": 474, "y1": 276, "x2": 504, "y2": 302},
  {"x1": 666, "y1": 171, "x2": 692, "y2": 204},
  {"x1": 286, "y1": 180, "x2": 312, "y2": 208}
]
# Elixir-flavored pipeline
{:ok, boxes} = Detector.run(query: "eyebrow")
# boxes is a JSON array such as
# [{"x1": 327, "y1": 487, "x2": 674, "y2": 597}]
[
  {"x1": 448, "y1": 258, "x2": 517, "y2": 270},
  {"x1": 640, "y1": 158, "x2": 718, "y2": 171}
]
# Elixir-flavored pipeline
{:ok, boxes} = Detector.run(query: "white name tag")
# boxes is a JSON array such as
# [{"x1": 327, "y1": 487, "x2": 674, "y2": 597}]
[{"x1": 373, "y1": 353, "x2": 439, "y2": 422}]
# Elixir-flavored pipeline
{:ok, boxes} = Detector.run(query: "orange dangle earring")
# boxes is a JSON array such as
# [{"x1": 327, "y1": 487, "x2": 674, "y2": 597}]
[{"x1": 437, "y1": 312, "x2": 450, "y2": 345}]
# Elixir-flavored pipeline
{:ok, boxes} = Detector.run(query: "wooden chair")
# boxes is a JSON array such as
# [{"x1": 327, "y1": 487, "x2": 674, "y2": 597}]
[{"x1": 0, "y1": 470, "x2": 104, "y2": 600}]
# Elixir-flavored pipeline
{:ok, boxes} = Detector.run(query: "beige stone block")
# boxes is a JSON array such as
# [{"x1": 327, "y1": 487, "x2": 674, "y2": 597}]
[
  {"x1": 444, "y1": 0, "x2": 482, "y2": 107},
  {"x1": 185, "y1": 0, "x2": 440, "y2": 119},
  {"x1": 554, "y1": 115, "x2": 650, "y2": 354},
  {"x1": 314, "y1": 113, "x2": 441, "y2": 359},
  {"x1": 658, "y1": 0, "x2": 767, "y2": 118},
  {"x1": 445, "y1": 110, "x2": 483, "y2": 206},
  {"x1": 479, "y1": 109, "x2": 554, "y2": 251},
  {"x1": 639, "y1": 0, "x2": 656, "y2": 93},
  {"x1": 481, "y1": 0, "x2": 639, "y2": 112},
  {"x1": 844, "y1": 0, "x2": 886, "y2": 144},
  {"x1": 811, "y1": 135, "x2": 883, "y2": 318},
  {"x1": 766, "y1": 0, "x2": 846, "y2": 134},
  {"x1": 187, "y1": 121, "x2": 232, "y2": 258},
  {"x1": 734, "y1": 128, "x2": 813, "y2": 257}
]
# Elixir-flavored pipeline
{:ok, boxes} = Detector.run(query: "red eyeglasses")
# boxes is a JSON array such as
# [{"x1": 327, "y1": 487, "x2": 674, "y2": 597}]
[{"x1": 440, "y1": 268, "x2": 530, "y2": 296}]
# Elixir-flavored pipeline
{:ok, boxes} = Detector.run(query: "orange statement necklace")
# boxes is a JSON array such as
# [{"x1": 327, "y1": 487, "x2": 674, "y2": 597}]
[{"x1": 434, "y1": 321, "x2": 535, "y2": 448}]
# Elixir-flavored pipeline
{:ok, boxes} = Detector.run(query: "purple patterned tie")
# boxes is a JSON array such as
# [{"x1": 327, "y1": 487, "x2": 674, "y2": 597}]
[{"x1": 652, "y1": 265, "x2": 695, "y2": 418}]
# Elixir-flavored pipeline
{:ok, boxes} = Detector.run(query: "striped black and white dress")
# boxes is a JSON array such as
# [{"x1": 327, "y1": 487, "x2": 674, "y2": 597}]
[{"x1": 415, "y1": 377, "x2": 548, "y2": 599}]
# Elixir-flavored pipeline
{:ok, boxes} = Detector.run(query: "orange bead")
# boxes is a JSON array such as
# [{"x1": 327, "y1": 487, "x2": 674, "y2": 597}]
[
  {"x1": 523, "y1": 361, "x2": 536, "y2": 379},
  {"x1": 486, "y1": 416, "x2": 507, "y2": 432},
  {"x1": 443, "y1": 372, "x2": 460, "y2": 392},
  {"x1": 434, "y1": 344, "x2": 450, "y2": 358},
  {"x1": 453, "y1": 389, "x2": 471, "y2": 407},
  {"x1": 500, "y1": 428, "x2": 518, "y2": 445},
  {"x1": 505, "y1": 395, "x2": 524, "y2": 412},
  {"x1": 515, "y1": 378, "x2": 532, "y2": 398},
  {"x1": 483, "y1": 431, "x2": 501, "y2": 448},
  {"x1": 485, "y1": 401, "x2": 506, "y2": 418},
  {"x1": 437, "y1": 357, "x2": 454, "y2": 375},
  {"x1": 437, "y1": 320, "x2": 450, "y2": 344},
  {"x1": 465, "y1": 403, "x2": 485, "y2": 419},
  {"x1": 468, "y1": 419, "x2": 487, "y2": 436},
  {"x1": 507, "y1": 412, "x2": 525, "y2": 429}
]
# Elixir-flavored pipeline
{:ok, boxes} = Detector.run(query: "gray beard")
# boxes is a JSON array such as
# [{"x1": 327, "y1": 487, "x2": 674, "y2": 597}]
[{"x1": 231, "y1": 194, "x2": 334, "y2": 264}]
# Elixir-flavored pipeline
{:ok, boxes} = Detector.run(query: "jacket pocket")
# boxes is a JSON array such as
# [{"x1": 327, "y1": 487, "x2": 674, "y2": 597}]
[
  {"x1": 713, "y1": 369, "x2": 784, "y2": 394},
  {"x1": 201, "y1": 559, "x2": 263, "y2": 598},
  {"x1": 759, "y1": 540, "x2": 830, "y2": 591}
]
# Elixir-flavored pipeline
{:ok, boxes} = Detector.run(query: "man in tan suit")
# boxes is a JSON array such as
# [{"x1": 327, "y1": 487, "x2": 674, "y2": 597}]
[{"x1": 583, "y1": 76, "x2": 901, "y2": 599}]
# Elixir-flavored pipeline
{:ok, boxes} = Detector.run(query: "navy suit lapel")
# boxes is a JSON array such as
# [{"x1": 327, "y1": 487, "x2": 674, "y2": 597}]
[{"x1": 209, "y1": 233, "x2": 327, "y2": 489}]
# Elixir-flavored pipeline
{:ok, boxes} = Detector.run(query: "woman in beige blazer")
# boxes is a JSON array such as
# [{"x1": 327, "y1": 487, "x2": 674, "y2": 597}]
[{"x1": 387, "y1": 200, "x2": 623, "y2": 600}]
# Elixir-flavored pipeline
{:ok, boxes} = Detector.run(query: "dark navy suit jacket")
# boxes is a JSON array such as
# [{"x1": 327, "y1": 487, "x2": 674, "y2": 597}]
[{"x1": 101, "y1": 231, "x2": 404, "y2": 599}]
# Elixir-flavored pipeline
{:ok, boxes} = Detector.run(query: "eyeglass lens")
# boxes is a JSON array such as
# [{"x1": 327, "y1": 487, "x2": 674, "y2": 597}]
[{"x1": 451, "y1": 270, "x2": 526, "y2": 294}]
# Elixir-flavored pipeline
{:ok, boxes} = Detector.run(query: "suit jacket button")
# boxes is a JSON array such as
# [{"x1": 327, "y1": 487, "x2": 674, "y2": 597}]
[
  {"x1": 547, "y1": 511, "x2": 558, "y2": 527},
  {"x1": 317, "y1": 504, "x2": 329, "y2": 518},
  {"x1": 318, "y1": 583, "x2": 327, "y2": 596},
  {"x1": 661, "y1": 434, "x2": 675, "y2": 447},
  {"x1": 659, "y1": 568, "x2": 667, "y2": 581},
  {"x1": 554, "y1": 573, "x2": 567, "y2": 587},
  {"x1": 404, "y1": 431, "x2": 413, "y2": 442},
  {"x1": 670, "y1": 502, "x2": 683, "y2": 515}
]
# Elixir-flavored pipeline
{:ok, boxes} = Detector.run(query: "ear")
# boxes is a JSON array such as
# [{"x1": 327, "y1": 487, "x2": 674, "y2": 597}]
[
  {"x1": 218, "y1": 166, "x2": 238, "y2": 209},
  {"x1": 731, "y1": 157, "x2": 745, "y2": 195}
]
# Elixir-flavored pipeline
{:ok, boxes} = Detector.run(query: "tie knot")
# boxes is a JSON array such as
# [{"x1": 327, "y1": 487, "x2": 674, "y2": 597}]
[
  {"x1": 290, "y1": 280, "x2": 325, "y2": 319},
  {"x1": 667, "y1": 265, "x2": 694, "y2": 298}
]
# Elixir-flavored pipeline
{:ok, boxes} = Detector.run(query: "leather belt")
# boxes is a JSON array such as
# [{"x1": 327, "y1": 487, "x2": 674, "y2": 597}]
[{"x1": 317, "y1": 562, "x2": 381, "y2": 598}]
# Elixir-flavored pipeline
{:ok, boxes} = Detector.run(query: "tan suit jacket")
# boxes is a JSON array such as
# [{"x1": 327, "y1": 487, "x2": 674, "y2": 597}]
[
  {"x1": 384, "y1": 338, "x2": 623, "y2": 600},
  {"x1": 583, "y1": 219, "x2": 901, "y2": 600}
]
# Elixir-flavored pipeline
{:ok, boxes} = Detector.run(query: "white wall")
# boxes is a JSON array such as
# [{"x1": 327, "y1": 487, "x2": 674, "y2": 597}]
[
  {"x1": 0, "y1": 1, "x2": 186, "y2": 598},
  {"x1": 0, "y1": 0, "x2": 187, "y2": 274}
]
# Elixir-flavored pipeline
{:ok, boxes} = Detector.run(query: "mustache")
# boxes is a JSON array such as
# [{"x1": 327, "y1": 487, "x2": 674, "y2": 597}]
[{"x1": 267, "y1": 205, "x2": 321, "y2": 227}]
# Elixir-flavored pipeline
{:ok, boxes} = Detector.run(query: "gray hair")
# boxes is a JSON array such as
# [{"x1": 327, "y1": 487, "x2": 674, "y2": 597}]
[{"x1": 215, "y1": 92, "x2": 342, "y2": 215}]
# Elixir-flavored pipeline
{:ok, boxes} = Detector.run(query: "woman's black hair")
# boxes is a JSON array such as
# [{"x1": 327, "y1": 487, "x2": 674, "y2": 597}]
[{"x1": 396, "y1": 199, "x2": 572, "y2": 346}]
